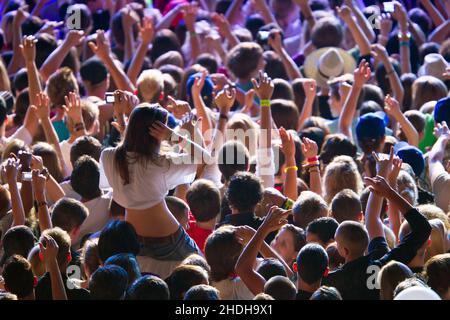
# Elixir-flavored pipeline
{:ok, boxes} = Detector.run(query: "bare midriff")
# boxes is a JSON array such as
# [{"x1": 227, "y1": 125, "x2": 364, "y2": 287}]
[{"x1": 125, "y1": 201, "x2": 180, "y2": 237}]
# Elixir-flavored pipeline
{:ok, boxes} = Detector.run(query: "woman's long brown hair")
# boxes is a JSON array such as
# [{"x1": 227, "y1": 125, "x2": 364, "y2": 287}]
[{"x1": 114, "y1": 103, "x2": 169, "y2": 185}]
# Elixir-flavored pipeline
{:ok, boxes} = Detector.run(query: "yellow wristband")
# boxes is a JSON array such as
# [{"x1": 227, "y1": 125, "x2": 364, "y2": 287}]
[
  {"x1": 260, "y1": 99, "x2": 270, "y2": 107},
  {"x1": 284, "y1": 165, "x2": 298, "y2": 173}
]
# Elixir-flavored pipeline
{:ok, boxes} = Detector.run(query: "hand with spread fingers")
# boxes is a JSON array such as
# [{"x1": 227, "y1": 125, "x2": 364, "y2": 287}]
[
  {"x1": 353, "y1": 59, "x2": 371, "y2": 89},
  {"x1": 260, "y1": 206, "x2": 291, "y2": 233},
  {"x1": 372, "y1": 146, "x2": 395, "y2": 178},
  {"x1": 364, "y1": 175, "x2": 393, "y2": 198},
  {"x1": 215, "y1": 85, "x2": 236, "y2": 116},
  {"x1": 63, "y1": 92, "x2": 83, "y2": 124},
  {"x1": 88, "y1": 30, "x2": 112, "y2": 61},
  {"x1": 251, "y1": 70, "x2": 274, "y2": 100}
]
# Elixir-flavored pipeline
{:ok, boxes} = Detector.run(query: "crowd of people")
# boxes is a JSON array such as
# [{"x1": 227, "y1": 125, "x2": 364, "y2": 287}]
[{"x1": 0, "y1": 0, "x2": 449, "y2": 301}]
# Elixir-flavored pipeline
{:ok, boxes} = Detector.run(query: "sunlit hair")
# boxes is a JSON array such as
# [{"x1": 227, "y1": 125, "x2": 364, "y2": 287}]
[
  {"x1": 412, "y1": 76, "x2": 447, "y2": 110},
  {"x1": 226, "y1": 113, "x2": 259, "y2": 157},
  {"x1": 396, "y1": 170, "x2": 418, "y2": 206},
  {"x1": 114, "y1": 103, "x2": 169, "y2": 185},
  {"x1": 378, "y1": 261, "x2": 413, "y2": 300},
  {"x1": 323, "y1": 156, "x2": 363, "y2": 203}
]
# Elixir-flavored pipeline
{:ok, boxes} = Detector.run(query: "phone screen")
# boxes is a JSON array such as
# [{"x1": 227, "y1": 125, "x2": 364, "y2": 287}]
[
  {"x1": 383, "y1": 2, "x2": 394, "y2": 12},
  {"x1": 105, "y1": 93, "x2": 115, "y2": 103}
]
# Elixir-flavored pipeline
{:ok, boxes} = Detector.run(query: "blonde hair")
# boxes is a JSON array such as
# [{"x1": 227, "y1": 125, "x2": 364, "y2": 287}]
[
  {"x1": 323, "y1": 155, "x2": 363, "y2": 203},
  {"x1": 418, "y1": 204, "x2": 450, "y2": 230},
  {"x1": 412, "y1": 76, "x2": 447, "y2": 110},
  {"x1": 378, "y1": 261, "x2": 413, "y2": 300},
  {"x1": 137, "y1": 69, "x2": 164, "y2": 103}
]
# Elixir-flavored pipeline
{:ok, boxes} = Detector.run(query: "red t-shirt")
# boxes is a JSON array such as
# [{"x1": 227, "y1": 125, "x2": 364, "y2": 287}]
[{"x1": 187, "y1": 212, "x2": 212, "y2": 253}]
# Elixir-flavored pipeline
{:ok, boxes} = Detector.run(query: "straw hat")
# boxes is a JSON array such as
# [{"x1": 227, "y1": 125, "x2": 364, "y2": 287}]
[{"x1": 304, "y1": 47, "x2": 357, "y2": 88}]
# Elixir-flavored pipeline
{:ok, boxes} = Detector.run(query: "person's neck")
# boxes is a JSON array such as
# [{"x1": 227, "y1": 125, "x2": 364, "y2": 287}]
[
  {"x1": 297, "y1": 278, "x2": 320, "y2": 293},
  {"x1": 87, "y1": 86, "x2": 106, "y2": 100},
  {"x1": 0, "y1": 124, "x2": 5, "y2": 138},
  {"x1": 237, "y1": 77, "x2": 252, "y2": 85},
  {"x1": 344, "y1": 252, "x2": 364, "y2": 264},
  {"x1": 81, "y1": 190, "x2": 102, "y2": 203},
  {"x1": 195, "y1": 219, "x2": 216, "y2": 230}
]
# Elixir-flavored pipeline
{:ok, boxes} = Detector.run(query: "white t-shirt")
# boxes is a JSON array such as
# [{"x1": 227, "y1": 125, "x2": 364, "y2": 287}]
[
  {"x1": 100, "y1": 148, "x2": 197, "y2": 209},
  {"x1": 212, "y1": 277, "x2": 255, "y2": 300},
  {"x1": 1, "y1": 126, "x2": 32, "y2": 147},
  {"x1": 59, "y1": 140, "x2": 73, "y2": 174},
  {"x1": 75, "y1": 190, "x2": 113, "y2": 248}
]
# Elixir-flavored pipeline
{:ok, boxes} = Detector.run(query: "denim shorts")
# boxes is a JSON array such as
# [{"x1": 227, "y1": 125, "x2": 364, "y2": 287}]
[{"x1": 138, "y1": 226, "x2": 201, "y2": 261}]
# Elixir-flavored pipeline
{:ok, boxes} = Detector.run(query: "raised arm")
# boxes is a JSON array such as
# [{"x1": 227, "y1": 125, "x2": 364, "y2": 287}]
[
  {"x1": 183, "y1": 3, "x2": 201, "y2": 64},
  {"x1": 339, "y1": 60, "x2": 371, "y2": 141},
  {"x1": 20, "y1": 35, "x2": 42, "y2": 108},
  {"x1": 337, "y1": 5, "x2": 371, "y2": 56},
  {"x1": 155, "y1": 2, "x2": 188, "y2": 31},
  {"x1": 211, "y1": 86, "x2": 236, "y2": 156},
  {"x1": 253, "y1": 0, "x2": 279, "y2": 26},
  {"x1": 33, "y1": 92, "x2": 68, "y2": 177},
  {"x1": 279, "y1": 128, "x2": 298, "y2": 200},
  {"x1": 294, "y1": 0, "x2": 316, "y2": 30},
  {"x1": 302, "y1": 137, "x2": 322, "y2": 197},
  {"x1": 39, "y1": 30, "x2": 85, "y2": 82},
  {"x1": 31, "y1": 155, "x2": 65, "y2": 203},
  {"x1": 428, "y1": 121, "x2": 450, "y2": 184},
  {"x1": 253, "y1": 71, "x2": 275, "y2": 188},
  {"x1": 419, "y1": 0, "x2": 445, "y2": 28},
  {"x1": 267, "y1": 30, "x2": 302, "y2": 81},
  {"x1": 32, "y1": 169, "x2": 52, "y2": 232},
  {"x1": 190, "y1": 71, "x2": 213, "y2": 142},
  {"x1": 428, "y1": 20, "x2": 450, "y2": 44},
  {"x1": 3, "y1": 158, "x2": 26, "y2": 227},
  {"x1": 371, "y1": 43, "x2": 404, "y2": 104},
  {"x1": 89, "y1": 30, "x2": 135, "y2": 92},
  {"x1": 235, "y1": 207, "x2": 292, "y2": 295},
  {"x1": 384, "y1": 94, "x2": 419, "y2": 146},
  {"x1": 377, "y1": 13, "x2": 393, "y2": 47},
  {"x1": 298, "y1": 79, "x2": 316, "y2": 130},
  {"x1": 122, "y1": 6, "x2": 139, "y2": 64},
  {"x1": 392, "y1": 2, "x2": 412, "y2": 74},
  {"x1": 211, "y1": 13, "x2": 240, "y2": 50},
  {"x1": 364, "y1": 147, "x2": 395, "y2": 240},
  {"x1": 7, "y1": 6, "x2": 28, "y2": 74},
  {"x1": 127, "y1": 17, "x2": 154, "y2": 85},
  {"x1": 345, "y1": 0, "x2": 376, "y2": 43},
  {"x1": 40, "y1": 235, "x2": 67, "y2": 300},
  {"x1": 225, "y1": 0, "x2": 244, "y2": 25},
  {"x1": 387, "y1": 157, "x2": 403, "y2": 239}
]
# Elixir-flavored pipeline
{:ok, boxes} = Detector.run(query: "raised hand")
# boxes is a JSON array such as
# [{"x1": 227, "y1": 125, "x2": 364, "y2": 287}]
[
  {"x1": 88, "y1": 30, "x2": 111, "y2": 61},
  {"x1": 14, "y1": 5, "x2": 29, "y2": 26},
  {"x1": 279, "y1": 127, "x2": 295, "y2": 160},
  {"x1": 63, "y1": 92, "x2": 83, "y2": 124},
  {"x1": 215, "y1": 85, "x2": 236, "y2": 115},
  {"x1": 384, "y1": 94, "x2": 402, "y2": 118},
  {"x1": 337, "y1": 5, "x2": 353, "y2": 22},
  {"x1": 267, "y1": 30, "x2": 283, "y2": 54},
  {"x1": 378, "y1": 13, "x2": 393, "y2": 38},
  {"x1": 20, "y1": 35, "x2": 38, "y2": 63},
  {"x1": 34, "y1": 92, "x2": 50, "y2": 120},
  {"x1": 191, "y1": 71, "x2": 207, "y2": 100},
  {"x1": 371, "y1": 43, "x2": 389, "y2": 62},
  {"x1": 113, "y1": 90, "x2": 139, "y2": 116},
  {"x1": 65, "y1": 29, "x2": 85, "y2": 46},
  {"x1": 149, "y1": 120, "x2": 173, "y2": 142},
  {"x1": 433, "y1": 121, "x2": 450, "y2": 140},
  {"x1": 31, "y1": 154, "x2": 44, "y2": 171},
  {"x1": 372, "y1": 146, "x2": 394, "y2": 178},
  {"x1": 139, "y1": 16, "x2": 154, "y2": 44},
  {"x1": 364, "y1": 175, "x2": 393, "y2": 198},
  {"x1": 122, "y1": 5, "x2": 139, "y2": 30},
  {"x1": 3, "y1": 158, "x2": 22, "y2": 184},
  {"x1": 261, "y1": 206, "x2": 291, "y2": 233},
  {"x1": 166, "y1": 96, "x2": 192, "y2": 120},
  {"x1": 183, "y1": 2, "x2": 199, "y2": 31},
  {"x1": 392, "y1": 1, "x2": 408, "y2": 30},
  {"x1": 32, "y1": 169, "x2": 47, "y2": 198},
  {"x1": 301, "y1": 137, "x2": 318, "y2": 159},
  {"x1": 302, "y1": 78, "x2": 317, "y2": 101},
  {"x1": 388, "y1": 157, "x2": 403, "y2": 188},
  {"x1": 251, "y1": 70, "x2": 274, "y2": 100},
  {"x1": 39, "y1": 235, "x2": 59, "y2": 268},
  {"x1": 38, "y1": 20, "x2": 64, "y2": 36},
  {"x1": 353, "y1": 59, "x2": 371, "y2": 89},
  {"x1": 211, "y1": 13, "x2": 231, "y2": 38}
]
